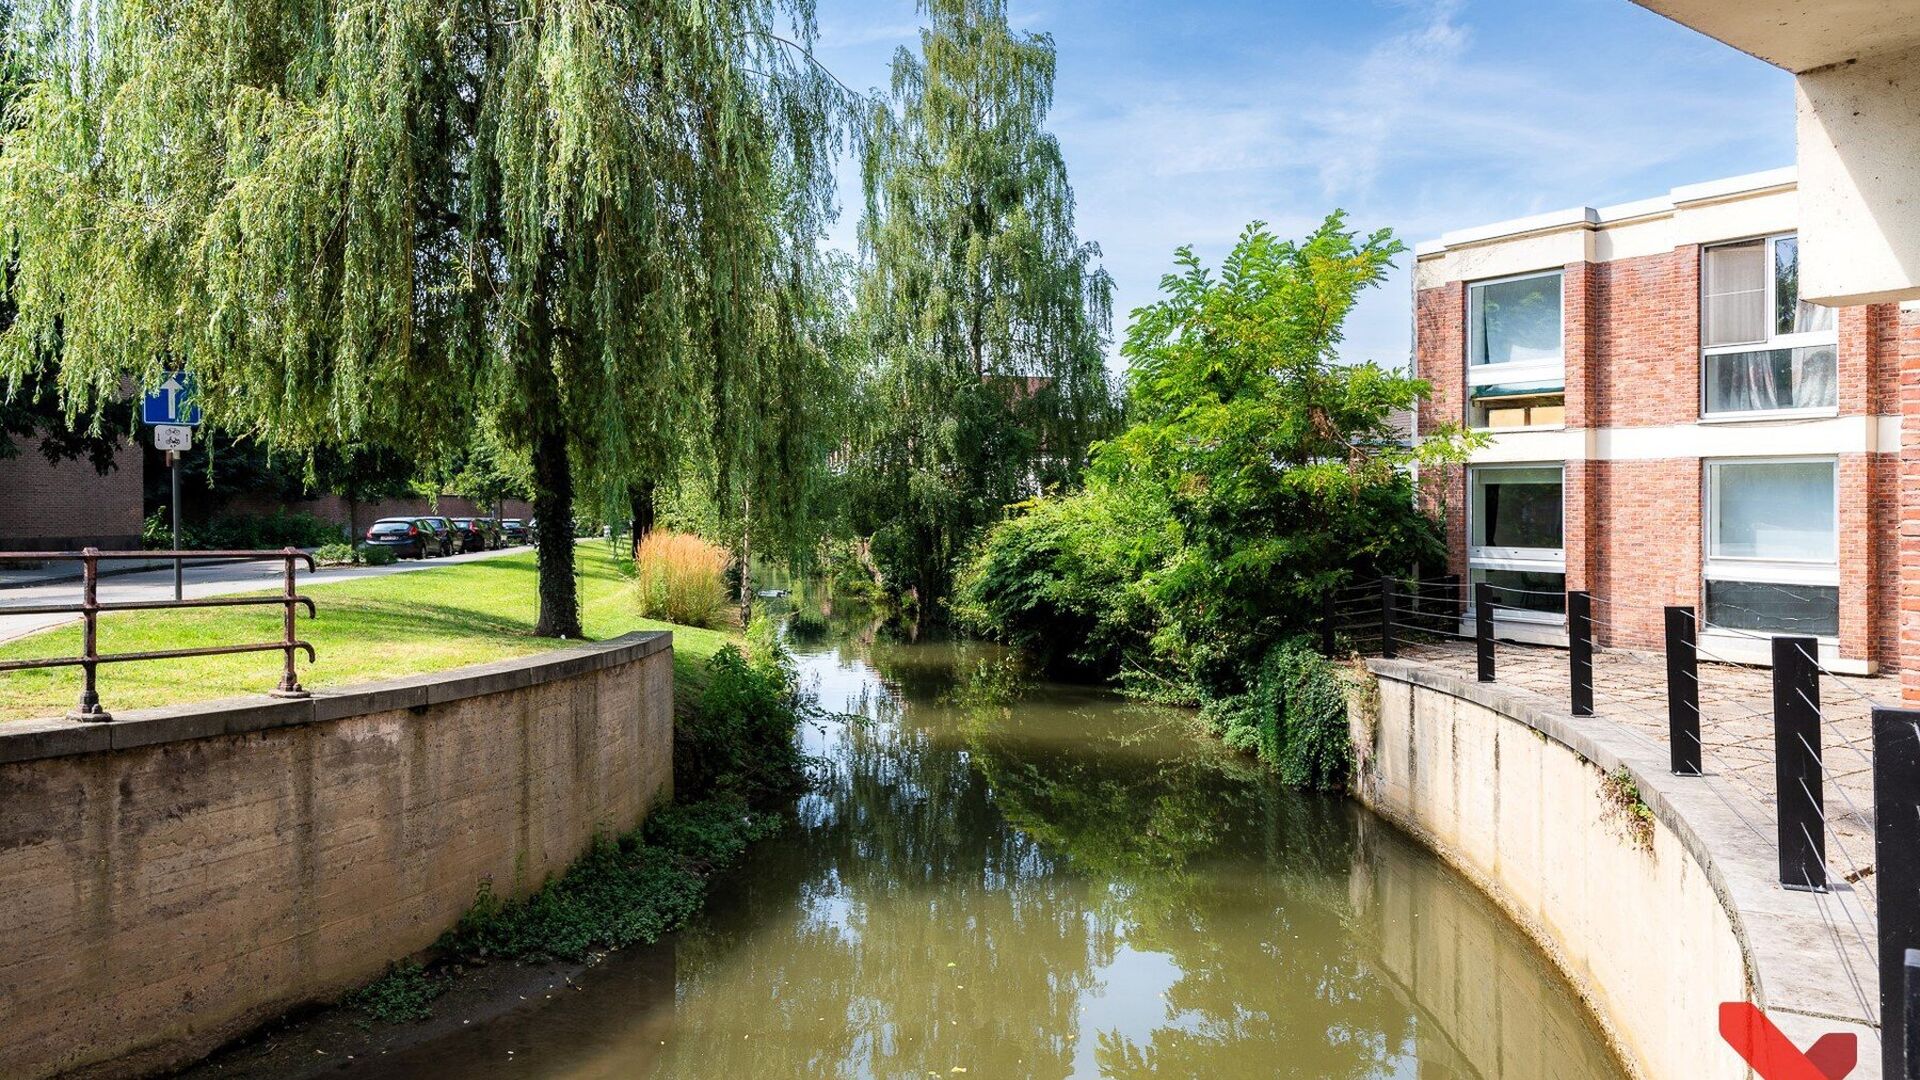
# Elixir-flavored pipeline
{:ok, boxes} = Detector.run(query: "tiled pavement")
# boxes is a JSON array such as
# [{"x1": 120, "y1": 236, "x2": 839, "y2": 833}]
[{"x1": 1389, "y1": 636, "x2": 1890, "y2": 918}]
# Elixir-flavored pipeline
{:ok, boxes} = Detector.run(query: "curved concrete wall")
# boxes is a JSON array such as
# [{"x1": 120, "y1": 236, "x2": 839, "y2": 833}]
[
  {"x1": 0, "y1": 632, "x2": 674, "y2": 1080},
  {"x1": 1360, "y1": 660, "x2": 1880, "y2": 1080}
]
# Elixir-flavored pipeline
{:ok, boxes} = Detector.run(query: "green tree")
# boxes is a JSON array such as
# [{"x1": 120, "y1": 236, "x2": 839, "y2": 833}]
[
  {"x1": 961, "y1": 216, "x2": 1477, "y2": 697},
  {"x1": 848, "y1": 0, "x2": 1118, "y2": 613},
  {"x1": 0, "y1": 0, "x2": 850, "y2": 637}
]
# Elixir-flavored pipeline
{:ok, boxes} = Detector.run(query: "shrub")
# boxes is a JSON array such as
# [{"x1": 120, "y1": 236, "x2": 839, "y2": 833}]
[
  {"x1": 357, "y1": 543, "x2": 397, "y2": 566},
  {"x1": 143, "y1": 508, "x2": 346, "y2": 551},
  {"x1": 633, "y1": 530, "x2": 729, "y2": 628},
  {"x1": 1200, "y1": 640, "x2": 1353, "y2": 791},
  {"x1": 314, "y1": 542, "x2": 358, "y2": 567},
  {"x1": 953, "y1": 483, "x2": 1173, "y2": 678},
  {"x1": 675, "y1": 619, "x2": 810, "y2": 807}
]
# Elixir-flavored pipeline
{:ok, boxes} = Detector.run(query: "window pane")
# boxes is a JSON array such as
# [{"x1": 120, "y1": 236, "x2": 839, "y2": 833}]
[
  {"x1": 1470, "y1": 274, "x2": 1562, "y2": 365},
  {"x1": 1471, "y1": 467, "x2": 1563, "y2": 550},
  {"x1": 1703, "y1": 241, "x2": 1766, "y2": 346},
  {"x1": 1703, "y1": 345, "x2": 1836, "y2": 413},
  {"x1": 1773, "y1": 237, "x2": 1836, "y2": 337},
  {"x1": 1706, "y1": 580, "x2": 1838, "y2": 637},
  {"x1": 1470, "y1": 568, "x2": 1567, "y2": 615},
  {"x1": 1712, "y1": 461, "x2": 1835, "y2": 561}
]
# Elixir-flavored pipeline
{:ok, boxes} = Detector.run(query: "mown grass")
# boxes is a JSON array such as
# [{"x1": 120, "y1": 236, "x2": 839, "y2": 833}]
[{"x1": 0, "y1": 543, "x2": 735, "y2": 722}]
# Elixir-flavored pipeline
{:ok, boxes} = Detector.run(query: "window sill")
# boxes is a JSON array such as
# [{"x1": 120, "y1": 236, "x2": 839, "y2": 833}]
[
  {"x1": 1696, "y1": 629, "x2": 1873, "y2": 675},
  {"x1": 1472, "y1": 424, "x2": 1567, "y2": 434},
  {"x1": 1695, "y1": 408, "x2": 1839, "y2": 425}
]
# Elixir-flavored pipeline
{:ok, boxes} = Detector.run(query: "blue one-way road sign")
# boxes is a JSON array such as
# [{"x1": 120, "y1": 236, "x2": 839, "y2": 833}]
[{"x1": 142, "y1": 371, "x2": 202, "y2": 426}]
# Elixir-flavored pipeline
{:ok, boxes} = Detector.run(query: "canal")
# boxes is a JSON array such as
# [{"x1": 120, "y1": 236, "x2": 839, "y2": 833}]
[{"x1": 330, "y1": 627, "x2": 1624, "y2": 1078}]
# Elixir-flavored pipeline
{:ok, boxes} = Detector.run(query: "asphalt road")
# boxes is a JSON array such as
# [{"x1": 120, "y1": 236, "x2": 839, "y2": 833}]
[{"x1": 0, "y1": 545, "x2": 528, "y2": 645}]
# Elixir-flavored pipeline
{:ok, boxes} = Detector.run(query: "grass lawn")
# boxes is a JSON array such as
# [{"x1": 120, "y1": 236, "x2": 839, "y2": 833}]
[{"x1": 0, "y1": 544, "x2": 736, "y2": 723}]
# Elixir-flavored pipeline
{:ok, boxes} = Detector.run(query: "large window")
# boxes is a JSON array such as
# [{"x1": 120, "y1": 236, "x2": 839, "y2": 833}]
[
  {"x1": 1701, "y1": 235, "x2": 1836, "y2": 417},
  {"x1": 1704, "y1": 459, "x2": 1838, "y2": 637},
  {"x1": 1469, "y1": 465, "x2": 1565, "y2": 617},
  {"x1": 1467, "y1": 271, "x2": 1564, "y2": 429}
]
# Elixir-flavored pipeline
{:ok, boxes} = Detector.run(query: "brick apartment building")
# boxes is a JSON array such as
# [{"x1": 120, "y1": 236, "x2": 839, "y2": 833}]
[{"x1": 1414, "y1": 167, "x2": 1920, "y2": 675}]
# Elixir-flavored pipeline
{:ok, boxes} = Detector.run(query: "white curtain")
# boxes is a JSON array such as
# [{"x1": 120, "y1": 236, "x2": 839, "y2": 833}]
[
  {"x1": 1703, "y1": 241, "x2": 1766, "y2": 347},
  {"x1": 1712, "y1": 461, "x2": 1836, "y2": 561}
]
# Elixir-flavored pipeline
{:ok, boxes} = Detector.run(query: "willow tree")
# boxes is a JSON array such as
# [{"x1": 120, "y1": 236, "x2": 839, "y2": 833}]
[
  {"x1": 849, "y1": 0, "x2": 1118, "y2": 612},
  {"x1": 0, "y1": 0, "x2": 848, "y2": 637}
]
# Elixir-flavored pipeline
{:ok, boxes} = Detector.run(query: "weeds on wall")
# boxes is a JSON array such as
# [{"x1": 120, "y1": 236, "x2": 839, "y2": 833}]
[{"x1": 1600, "y1": 767, "x2": 1656, "y2": 853}]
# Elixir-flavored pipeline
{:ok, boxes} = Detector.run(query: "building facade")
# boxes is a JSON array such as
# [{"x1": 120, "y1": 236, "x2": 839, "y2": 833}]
[
  {"x1": 0, "y1": 437, "x2": 145, "y2": 551},
  {"x1": 1415, "y1": 168, "x2": 1920, "y2": 675}
]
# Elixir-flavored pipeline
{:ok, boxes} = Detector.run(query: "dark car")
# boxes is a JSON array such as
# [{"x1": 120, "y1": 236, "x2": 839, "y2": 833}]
[
  {"x1": 450, "y1": 517, "x2": 498, "y2": 553},
  {"x1": 500, "y1": 518, "x2": 529, "y2": 545},
  {"x1": 416, "y1": 516, "x2": 457, "y2": 557},
  {"x1": 363, "y1": 517, "x2": 432, "y2": 560}
]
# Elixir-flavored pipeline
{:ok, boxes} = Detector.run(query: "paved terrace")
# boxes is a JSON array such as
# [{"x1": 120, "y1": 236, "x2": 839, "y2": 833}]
[{"x1": 1389, "y1": 636, "x2": 1890, "y2": 923}]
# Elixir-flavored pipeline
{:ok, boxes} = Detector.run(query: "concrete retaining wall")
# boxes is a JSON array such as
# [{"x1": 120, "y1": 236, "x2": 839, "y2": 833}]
[
  {"x1": 0, "y1": 632, "x2": 674, "y2": 1080},
  {"x1": 1360, "y1": 660, "x2": 1881, "y2": 1080}
]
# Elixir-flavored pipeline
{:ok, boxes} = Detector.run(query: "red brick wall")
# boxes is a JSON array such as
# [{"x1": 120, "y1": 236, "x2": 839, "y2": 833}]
[
  {"x1": 220, "y1": 493, "x2": 535, "y2": 538},
  {"x1": 1901, "y1": 306, "x2": 1920, "y2": 700},
  {"x1": 0, "y1": 438, "x2": 145, "y2": 550},
  {"x1": 1590, "y1": 248, "x2": 1700, "y2": 429}
]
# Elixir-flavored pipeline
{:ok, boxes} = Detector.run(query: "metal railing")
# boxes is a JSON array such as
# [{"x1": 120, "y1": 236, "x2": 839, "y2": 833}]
[{"x1": 0, "y1": 547, "x2": 317, "y2": 722}]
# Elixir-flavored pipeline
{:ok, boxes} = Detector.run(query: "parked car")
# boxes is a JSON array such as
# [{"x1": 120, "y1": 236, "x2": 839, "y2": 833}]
[
  {"x1": 363, "y1": 518, "x2": 432, "y2": 560},
  {"x1": 415, "y1": 516, "x2": 457, "y2": 557},
  {"x1": 450, "y1": 517, "x2": 498, "y2": 553},
  {"x1": 501, "y1": 518, "x2": 529, "y2": 545}
]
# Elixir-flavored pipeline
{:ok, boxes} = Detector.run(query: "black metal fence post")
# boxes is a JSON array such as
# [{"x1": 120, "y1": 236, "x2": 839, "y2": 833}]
[
  {"x1": 1379, "y1": 577, "x2": 1396, "y2": 660},
  {"x1": 1773, "y1": 635, "x2": 1824, "y2": 892},
  {"x1": 1474, "y1": 581, "x2": 1494, "y2": 683},
  {"x1": 1873, "y1": 705, "x2": 1920, "y2": 1080},
  {"x1": 1568, "y1": 590, "x2": 1593, "y2": 717},
  {"x1": 1906, "y1": 949, "x2": 1920, "y2": 1080},
  {"x1": 1665, "y1": 606, "x2": 1701, "y2": 776}
]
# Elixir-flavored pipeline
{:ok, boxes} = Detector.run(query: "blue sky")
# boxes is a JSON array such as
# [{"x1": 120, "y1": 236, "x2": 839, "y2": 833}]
[{"x1": 808, "y1": 0, "x2": 1796, "y2": 370}]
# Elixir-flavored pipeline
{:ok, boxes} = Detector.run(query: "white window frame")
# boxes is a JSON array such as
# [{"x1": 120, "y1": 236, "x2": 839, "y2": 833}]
[
  {"x1": 1699, "y1": 233, "x2": 1838, "y2": 422},
  {"x1": 1466, "y1": 269, "x2": 1565, "y2": 390},
  {"x1": 1467, "y1": 463, "x2": 1567, "y2": 625},
  {"x1": 1702, "y1": 456, "x2": 1839, "y2": 639}
]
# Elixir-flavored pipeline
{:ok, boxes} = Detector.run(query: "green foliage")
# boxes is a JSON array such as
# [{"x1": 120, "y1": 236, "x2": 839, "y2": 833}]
[
  {"x1": 952, "y1": 485, "x2": 1173, "y2": 677},
  {"x1": 674, "y1": 620, "x2": 812, "y2": 807},
  {"x1": 344, "y1": 961, "x2": 449, "y2": 1025},
  {"x1": 313, "y1": 543, "x2": 358, "y2": 567},
  {"x1": 357, "y1": 544, "x2": 397, "y2": 567},
  {"x1": 432, "y1": 796, "x2": 780, "y2": 967},
  {"x1": 142, "y1": 508, "x2": 343, "y2": 551},
  {"x1": 844, "y1": 0, "x2": 1120, "y2": 611},
  {"x1": 960, "y1": 216, "x2": 1480, "y2": 700},
  {"x1": 1200, "y1": 641, "x2": 1354, "y2": 791}
]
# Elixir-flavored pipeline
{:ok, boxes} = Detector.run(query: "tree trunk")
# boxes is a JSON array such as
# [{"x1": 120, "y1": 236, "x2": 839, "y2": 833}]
[
  {"x1": 628, "y1": 479, "x2": 655, "y2": 557},
  {"x1": 531, "y1": 421, "x2": 579, "y2": 638},
  {"x1": 737, "y1": 491, "x2": 752, "y2": 626},
  {"x1": 521, "y1": 260, "x2": 580, "y2": 640}
]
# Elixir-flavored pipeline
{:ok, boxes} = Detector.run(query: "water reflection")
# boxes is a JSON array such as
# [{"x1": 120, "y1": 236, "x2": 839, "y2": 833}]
[{"x1": 348, "y1": 632, "x2": 1621, "y2": 1079}]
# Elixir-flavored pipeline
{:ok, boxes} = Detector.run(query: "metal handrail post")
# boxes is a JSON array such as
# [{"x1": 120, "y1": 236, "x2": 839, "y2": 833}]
[
  {"x1": 68, "y1": 548, "x2": 111, "y2": 722},
  {"x1": 272, "y1": 547, "x2": 310, "y2": 699}
]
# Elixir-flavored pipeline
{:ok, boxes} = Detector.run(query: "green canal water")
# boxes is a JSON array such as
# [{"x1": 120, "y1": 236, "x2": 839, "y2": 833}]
[{"x1": 342, "y1": 629, "x2": 1624, "y2": 1079}]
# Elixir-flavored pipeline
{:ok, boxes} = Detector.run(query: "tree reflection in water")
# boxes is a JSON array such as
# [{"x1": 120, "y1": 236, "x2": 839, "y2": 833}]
[{"x1": 346, "y1": 632, "x2": 1623, "y2": 1080}]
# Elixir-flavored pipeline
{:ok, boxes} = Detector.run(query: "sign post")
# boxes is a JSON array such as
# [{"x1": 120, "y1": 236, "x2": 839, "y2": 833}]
[{"x1": 142, "y1": 374, "x2": 202, "y2": 601}]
